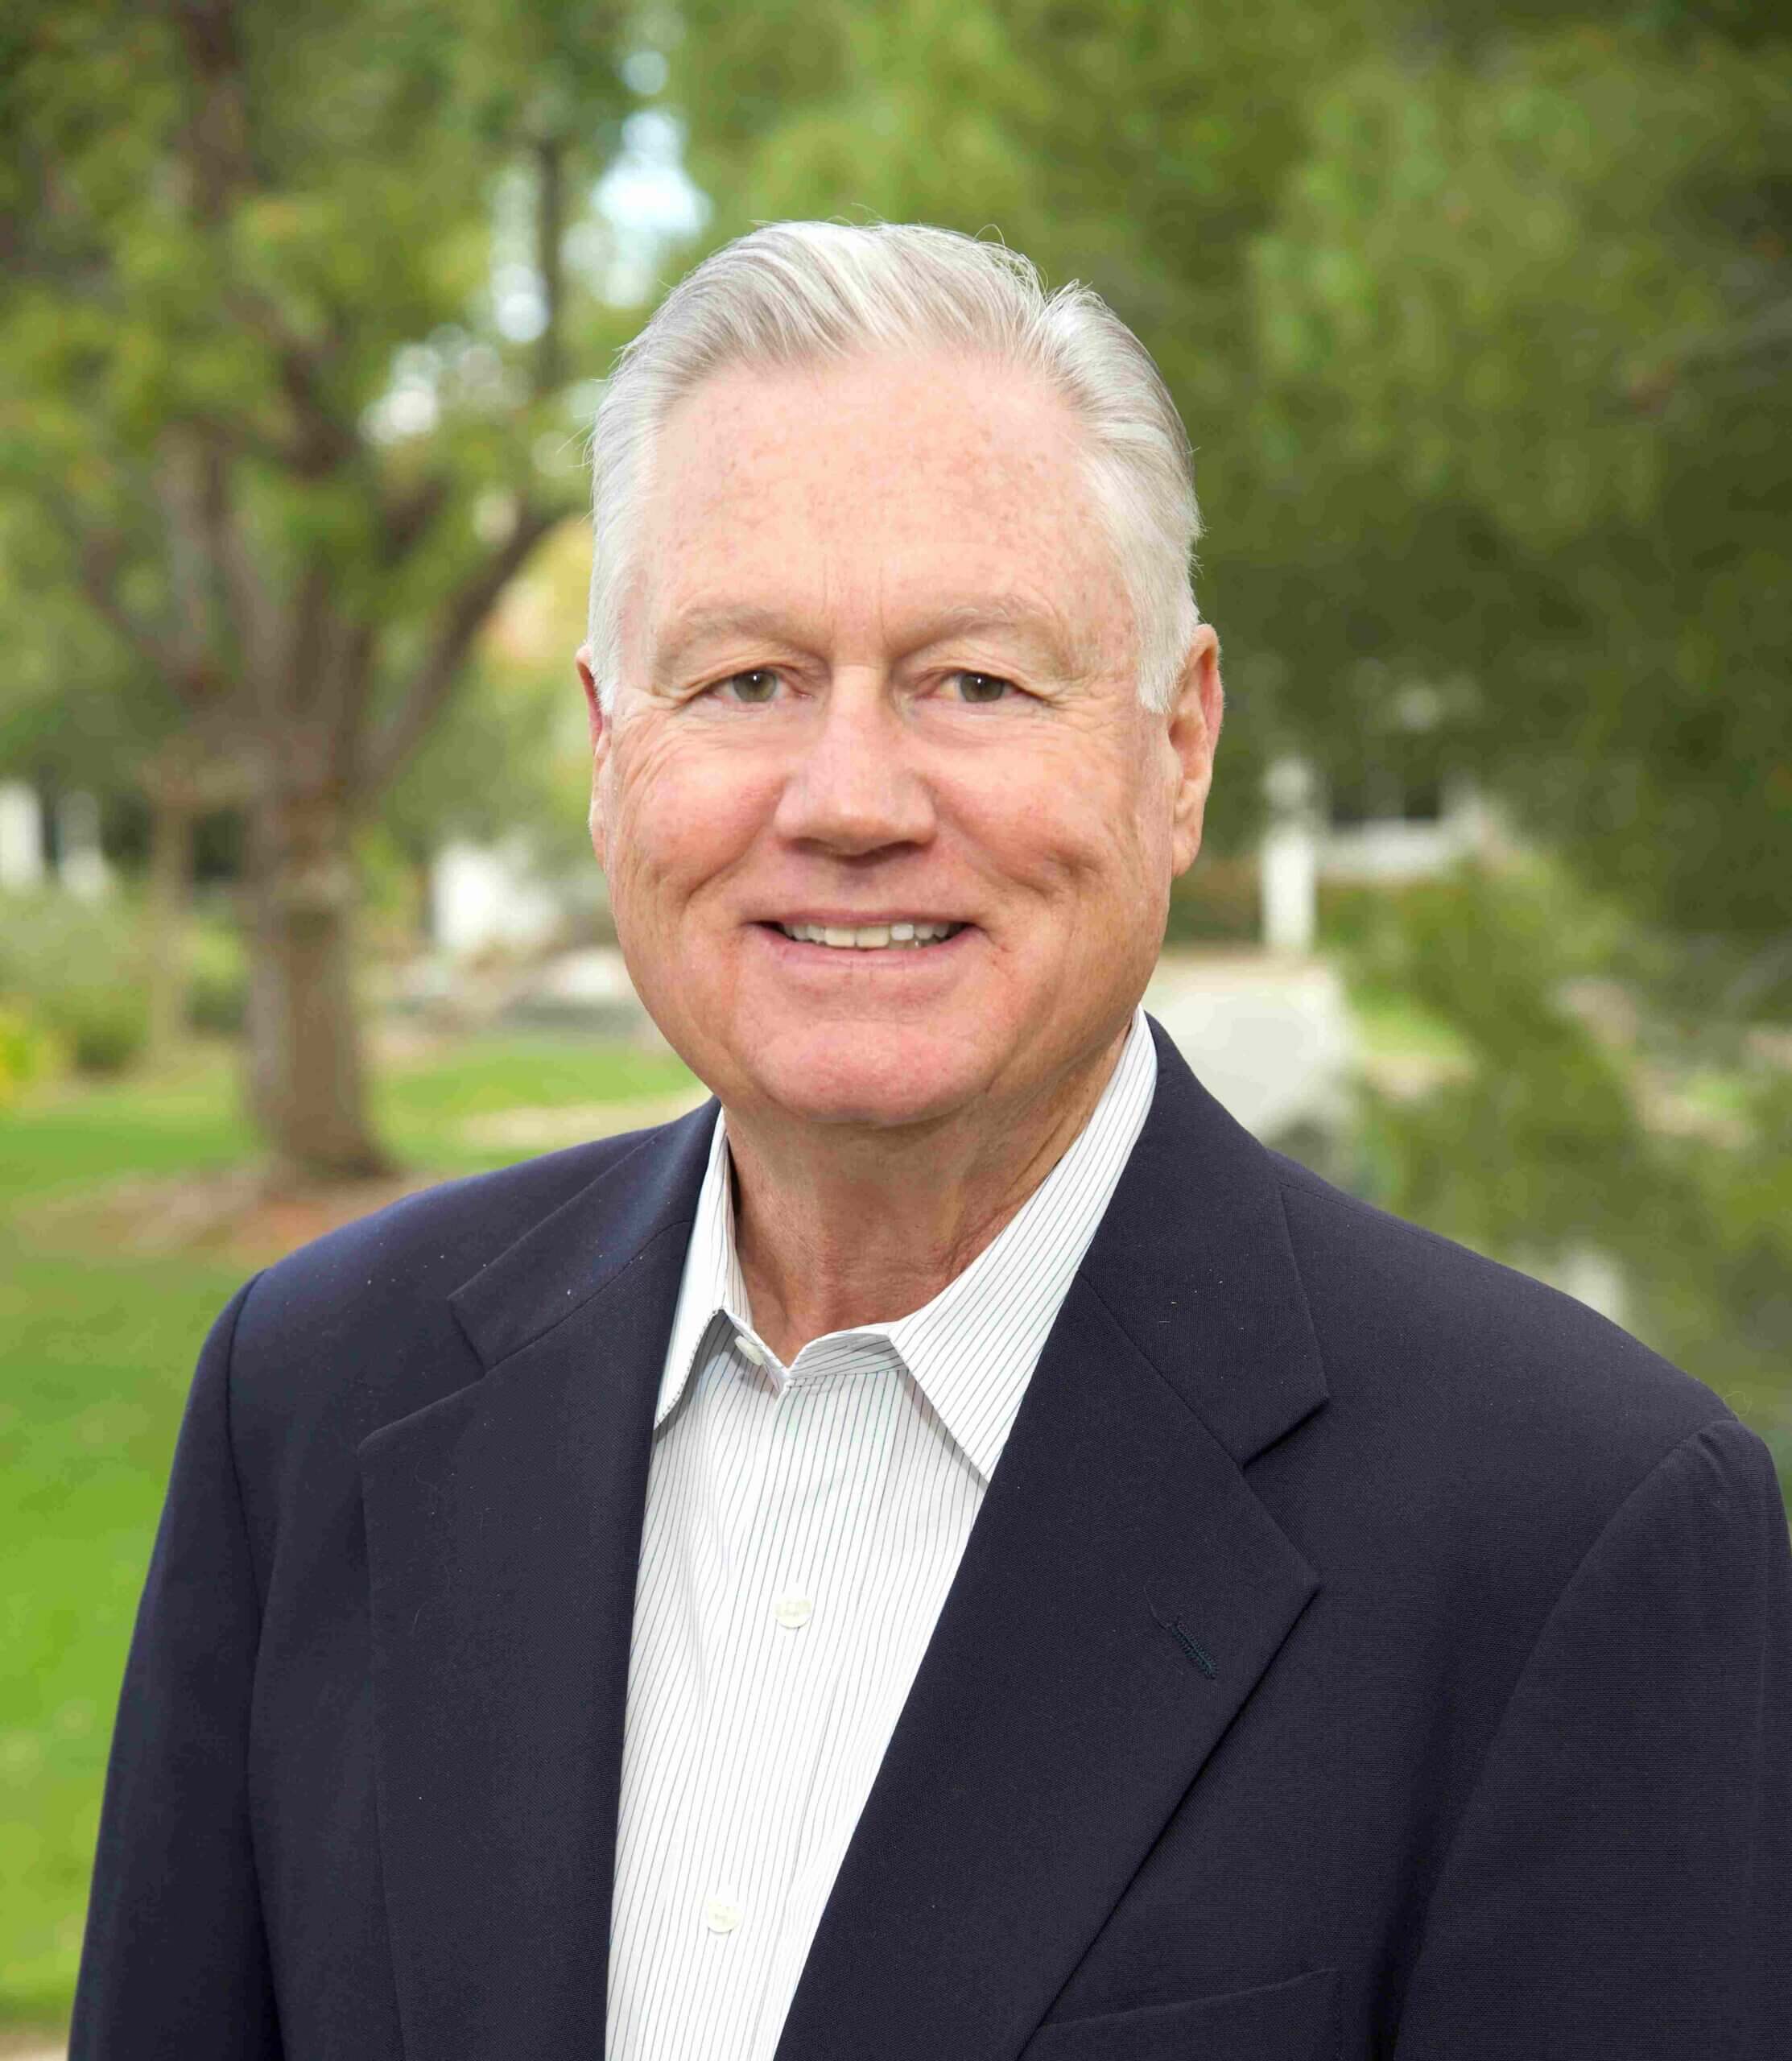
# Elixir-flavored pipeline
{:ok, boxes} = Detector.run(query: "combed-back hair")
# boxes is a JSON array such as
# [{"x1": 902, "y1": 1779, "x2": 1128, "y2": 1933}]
[{"x1": 587, "y1": 221, "x2": 1201, "y2": 710}]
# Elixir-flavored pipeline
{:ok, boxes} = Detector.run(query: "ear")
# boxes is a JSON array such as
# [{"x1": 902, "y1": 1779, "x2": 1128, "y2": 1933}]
[
  {"x1": 576, "y1": 643, "x2": 612, "y2": 870},
  {"x1": 1167, "y1": 624, "x2": 1224, "y2": 878}
]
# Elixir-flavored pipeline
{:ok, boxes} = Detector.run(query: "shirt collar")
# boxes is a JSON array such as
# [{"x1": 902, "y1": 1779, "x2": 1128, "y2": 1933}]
[{"x1": 654, "y1": 1007, "x2": 1158, "y2": 1482}]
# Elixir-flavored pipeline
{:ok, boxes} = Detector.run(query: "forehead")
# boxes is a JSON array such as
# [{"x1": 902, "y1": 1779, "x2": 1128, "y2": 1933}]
[{"x1": 634, "y1": 349, "x2": 1127, "y2": 659}]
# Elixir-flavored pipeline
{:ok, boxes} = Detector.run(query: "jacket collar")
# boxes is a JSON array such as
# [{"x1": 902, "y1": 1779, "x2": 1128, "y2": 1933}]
[
  {"x1": 359, "y1": 1017, "x2": 1327, "y2": 2061},
  {"x1": 448, "y1": 1097, "x2": 720, "y2": 1373},
  {"x1": 444, "y1": 1016, "x2": 1324, "y2": 1460},
  {"x1": 1080, "y1": 1016, "x2": 1328, "y2": 1464}
]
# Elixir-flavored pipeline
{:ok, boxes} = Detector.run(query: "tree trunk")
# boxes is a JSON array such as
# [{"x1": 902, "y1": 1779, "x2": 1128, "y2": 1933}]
[
  {"x1": 142, "y1": 783, "x2": 195, "y2": 1066},
  {"x1": 245, "y1": 786, "x2": 392, "y2": 1183}
]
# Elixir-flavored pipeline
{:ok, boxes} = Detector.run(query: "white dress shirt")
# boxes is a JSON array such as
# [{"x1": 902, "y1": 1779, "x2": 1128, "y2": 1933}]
[{"x1": 605, "y1": 1010, "x2": 1158, "y2": 2061}]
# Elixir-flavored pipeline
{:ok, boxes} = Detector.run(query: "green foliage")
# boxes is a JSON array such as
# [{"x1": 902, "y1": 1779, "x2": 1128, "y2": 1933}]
[
  {"x1": 184, "y1": 909, "x2": 250, "y2": 1035},
  {"x1": 0, "y1": 893, "x2": 148, "y2": 1075},
  {"x1": 47, "y1": 984, "x2": 146, "y2": 1078},
  {"x1": 1249, "y1": 18, "x2": 1792, "y2": 954},
  {"x1": 0, "y1": 0, "x2": 681, "y2": 1169},
  {"x1": 1341, "y1": 866, "x2": 1641, "y2": 1247},
  {"x1": 1256, "y1": 27, "x2": 1784, "y2": 531},
  {"x1": 1340, "y1": 865, "x2": 1792, "y2": 1433},
  {"x1": 0, "y1": 0, "x2": 634, "y2": 708},
  {"x1": 382, "y1": 515, "x2": 604, "y2": 896},
  {"x1": 0, "y1": 1003, "x2": 60, "y2": 1107}
]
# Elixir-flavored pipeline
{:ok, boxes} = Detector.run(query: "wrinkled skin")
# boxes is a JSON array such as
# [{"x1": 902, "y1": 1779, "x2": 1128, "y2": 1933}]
[{"x1": 576, "y1": 348, "x2": 1222, "y2": 1345}]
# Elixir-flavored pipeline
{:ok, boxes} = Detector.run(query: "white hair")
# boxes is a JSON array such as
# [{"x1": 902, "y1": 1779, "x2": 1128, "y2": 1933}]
[{"x1": 587, "y1": 221, "x2": 1201, "y2": 711}]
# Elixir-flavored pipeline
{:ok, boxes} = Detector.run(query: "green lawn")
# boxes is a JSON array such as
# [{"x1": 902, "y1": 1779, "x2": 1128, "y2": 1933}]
[{"x1": 0, "y1": 1033, "x2": 696, "y2": 2028}]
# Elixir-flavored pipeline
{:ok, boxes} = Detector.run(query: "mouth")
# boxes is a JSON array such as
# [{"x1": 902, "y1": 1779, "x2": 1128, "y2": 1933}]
[{"x1": 764, "y1": 919, "x2": 969, "y2": 952}]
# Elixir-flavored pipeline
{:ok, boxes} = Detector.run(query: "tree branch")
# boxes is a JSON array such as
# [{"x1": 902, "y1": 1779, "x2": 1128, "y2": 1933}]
[
  {"x1": 534, "y1": 135, "x2": 568, "y2": 398},
  {"x1": 220, "y1": 291, "x2": 361, "y2": 477},
  {"x1": 39, "y1": 489, "x2": 213, "y2": 713},
  {"x1": 378, "y1": 473, "x2": 454, "y2": 568},
  {"x1": 167, "y1": 0, "x2": 259, "y2": 226},
  {"x1": 359, "y1": 503, "x2": 564, "y2": 795},
  {"x1": 153, "y1": 428, "x2": 285, "y2": 736},
  {"x1": 287, "y1": 556, "x2": 333, "y2": 720},
  {"x1": 324, "y1": 617, "x2": 378, "y2": 770}
]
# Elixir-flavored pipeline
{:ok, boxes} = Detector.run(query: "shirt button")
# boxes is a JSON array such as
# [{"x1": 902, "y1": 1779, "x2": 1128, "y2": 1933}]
[
  {"x1": 773, "y1": 1594, "x2": 814, "y2": 1629},
  {"x1": 734, "y1": 1332, "x2": 767, "y2": 1368},
  {"x1": 704, "y1": 1895, "x2": 741, "y2": 1935}
]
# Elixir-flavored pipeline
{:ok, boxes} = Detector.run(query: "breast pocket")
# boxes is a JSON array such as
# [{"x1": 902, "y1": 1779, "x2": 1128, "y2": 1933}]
[{"x1": 1021, "y1": 1967, "x2": 1339, "y2": 2060}]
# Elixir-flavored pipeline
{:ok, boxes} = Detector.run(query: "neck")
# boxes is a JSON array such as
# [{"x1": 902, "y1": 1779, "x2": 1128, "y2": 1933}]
[{"x1": 724, "y1": 1021, "x2": 1132, "y2": 1363}]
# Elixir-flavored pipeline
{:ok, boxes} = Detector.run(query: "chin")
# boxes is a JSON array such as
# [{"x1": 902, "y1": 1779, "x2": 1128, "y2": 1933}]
[{"x1": 739, "y1": 1022, "x2": 1000, "y2": 1131}]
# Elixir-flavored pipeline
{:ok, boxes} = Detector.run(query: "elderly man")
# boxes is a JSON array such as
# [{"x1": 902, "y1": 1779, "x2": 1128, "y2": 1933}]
[{"x1": 75, "y1": 224, "x2": 1789, "y2": 2060}]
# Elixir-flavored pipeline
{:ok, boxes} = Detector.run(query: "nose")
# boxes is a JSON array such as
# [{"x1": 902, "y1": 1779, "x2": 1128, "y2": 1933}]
[{"x1": 771, "y1": 673, "x2": 935, "y2": 855}]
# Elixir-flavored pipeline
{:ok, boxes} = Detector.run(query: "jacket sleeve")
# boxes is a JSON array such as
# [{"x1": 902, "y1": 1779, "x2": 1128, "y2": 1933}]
[
  {"x1": 1393, "y1": 1415, "x2": 1792, "y2": 2059},
  {"x1": 69, "y1": 1276, "x2": 282, "y2": 2059}
]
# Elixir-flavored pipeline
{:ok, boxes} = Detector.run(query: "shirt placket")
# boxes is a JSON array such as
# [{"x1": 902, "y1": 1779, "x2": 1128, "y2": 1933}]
[
  {"x1": 750, "y1": 1344, "x2": 914, "y2": 2049},
  {"x1": 623, "y1": 1340, "x2": 777, "y2": 2057},
  {"x1": 670, "y1": 1344, "x2": 876, "y2": 2056}
]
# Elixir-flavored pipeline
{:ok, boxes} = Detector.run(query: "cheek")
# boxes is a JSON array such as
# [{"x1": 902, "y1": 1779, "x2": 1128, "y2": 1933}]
[
  {"x1": 606, "y1": 732, "x2": 775, "y2": 917},
  {"x1": 957, "y1": 743, "x2": 1155, "y2": 905}
]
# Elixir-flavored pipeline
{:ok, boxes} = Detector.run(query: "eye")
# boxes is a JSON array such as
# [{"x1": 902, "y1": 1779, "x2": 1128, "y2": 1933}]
[
  {"x1": 709, "y1": 668, "x2": 782, "y2": 704},
  {"x1": 945, "y1": 670, "x2": 1018, "y2": 704}
]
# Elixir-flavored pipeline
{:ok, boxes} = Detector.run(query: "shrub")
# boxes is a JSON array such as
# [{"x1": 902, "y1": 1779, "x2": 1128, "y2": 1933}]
[
  {"x1": 0, "y1": 890, "x2": 149, "y2": 1075},
  {"x1": 0, "y1": 1001, "x2": 61, "y2": 1105},
  {"x1": 186, "y1": 911, "x2": 249, "y2": 1035},
  {"x1": 47, "y1": 979, "x2": 150, "y2": 1073}
]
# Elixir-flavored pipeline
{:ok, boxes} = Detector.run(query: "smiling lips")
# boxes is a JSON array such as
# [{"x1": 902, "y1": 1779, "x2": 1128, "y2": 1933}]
[{"x1": 774, "y1": 919, "x2": 968, "y2": 950}]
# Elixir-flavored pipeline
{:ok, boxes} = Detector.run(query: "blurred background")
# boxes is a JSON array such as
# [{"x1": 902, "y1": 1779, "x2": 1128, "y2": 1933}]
[{"x1": 2, "y1": 0, "x2": 1788, "y2": 2040}]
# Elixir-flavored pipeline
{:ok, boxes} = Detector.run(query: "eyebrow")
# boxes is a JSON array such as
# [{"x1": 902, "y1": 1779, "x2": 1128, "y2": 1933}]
[
  {"x1": 654, "y1": 604, "x2": 805, "y2": 672},
  {"x1": 654, "y1": 595, "x2": 1084, "y2": 677}
]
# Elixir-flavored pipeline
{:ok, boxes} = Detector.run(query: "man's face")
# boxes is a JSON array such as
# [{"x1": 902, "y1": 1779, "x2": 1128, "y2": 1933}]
[{"x1": 580, "y1": 349, "x2": 1221, "y2": 1134}]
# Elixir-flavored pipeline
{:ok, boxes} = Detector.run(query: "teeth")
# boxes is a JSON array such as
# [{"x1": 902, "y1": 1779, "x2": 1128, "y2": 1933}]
[{"x1": 777, "y1": 920, "x2": 964, "y2": 949}]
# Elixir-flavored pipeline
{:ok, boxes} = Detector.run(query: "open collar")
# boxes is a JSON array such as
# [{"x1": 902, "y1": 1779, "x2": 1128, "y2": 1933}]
[{"x1": 653, "y1": 1008, "x2": 1158, "y2": 1483}]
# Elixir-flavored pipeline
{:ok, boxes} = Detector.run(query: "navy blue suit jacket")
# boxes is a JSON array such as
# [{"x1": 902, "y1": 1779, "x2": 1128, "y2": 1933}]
[{"x1": 72, "y1": 1020, "x2": 1792, "y2": 2058}]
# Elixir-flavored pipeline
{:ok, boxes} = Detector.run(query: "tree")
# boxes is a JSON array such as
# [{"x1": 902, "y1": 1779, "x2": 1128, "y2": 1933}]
[
  {"x1": 0, "y1": 489, "x2": 250, "y2": 1062},
  {"x1": 1249, "y1": 10, "x2": 1792, "y2": 973},
  {"x1": 0, "y1": 0, "x2": 642, "y2": 1175},
  {"x1": 1236, "y1": 11, "x2": 1792, "y2": 1432}
]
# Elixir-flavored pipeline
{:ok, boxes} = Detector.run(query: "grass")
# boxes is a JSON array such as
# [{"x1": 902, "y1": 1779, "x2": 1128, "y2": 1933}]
[
  {"x1": 0, "y1": 1030, "x2": 696, "y2": 2029},
  {"x1": 0, "y1": 1253, "x2": 246, "y2": 2022}
]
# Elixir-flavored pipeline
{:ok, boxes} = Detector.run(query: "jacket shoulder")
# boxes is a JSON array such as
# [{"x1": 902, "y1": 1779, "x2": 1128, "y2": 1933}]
[
  {"x1": 225, "y1": 1125, "x2": 672, "y2": 1443},
  {"x1": 1266, "y1": 1150, "x2": 1735, "y2": 1484},
  {"x1": 246, "y1": 1130, "x2": 653, "y2": 1331}
]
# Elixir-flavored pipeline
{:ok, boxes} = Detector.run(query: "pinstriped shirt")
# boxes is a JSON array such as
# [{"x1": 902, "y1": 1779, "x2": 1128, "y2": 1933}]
[{"x1": 605, "y1": 1009, "x2": 1158, "y2": 2061}]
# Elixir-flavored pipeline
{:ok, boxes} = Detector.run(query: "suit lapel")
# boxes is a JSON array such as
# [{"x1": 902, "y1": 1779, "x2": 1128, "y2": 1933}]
[
  {"x1": 358, "y1": 1104, "x2": 716, "y2": 2061},
  {"x1": 774, "y1": 1023, "x2": 1328, "y2": 2061}
]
